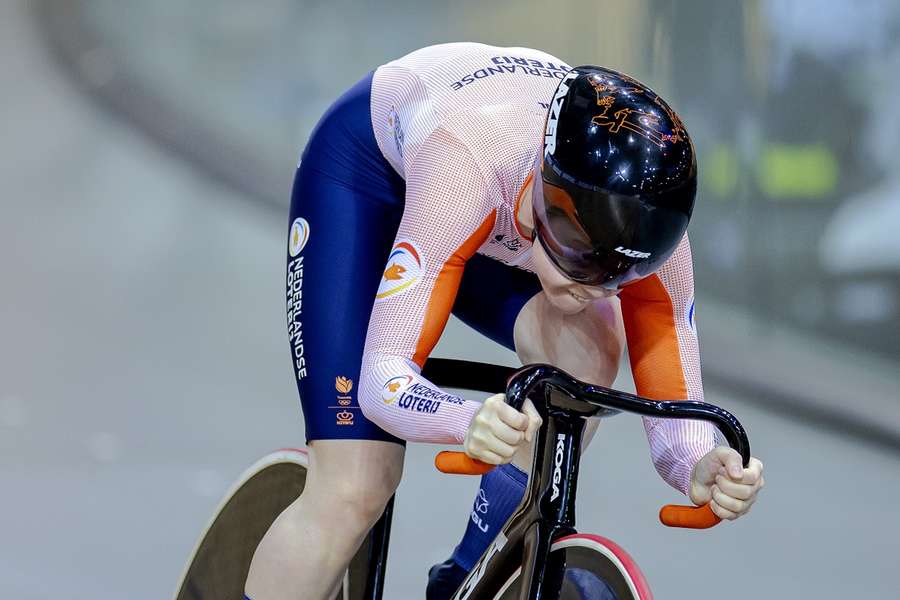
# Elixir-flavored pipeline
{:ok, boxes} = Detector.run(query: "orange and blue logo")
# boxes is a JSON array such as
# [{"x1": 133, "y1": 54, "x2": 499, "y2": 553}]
[
  {"x1": 289, "y1": 217, "x2": 310, "y2": 257},
  {"x1": 687, "y1": 298, "x2": 696, "y2": 333},
  {"x1": 381, "y1": 375, "x2": 413, "y2": 404},
  {"x1": 375, "y1": 240, "x2": 424, "y2": 301}
]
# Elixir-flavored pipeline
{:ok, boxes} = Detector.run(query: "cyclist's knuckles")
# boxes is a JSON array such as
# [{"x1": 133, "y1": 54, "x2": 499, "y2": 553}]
[
  {"x1": 499, "y1": 409, "x2": 527, "y2": 430},
  {"x1": 474, "y1": 412, "x2": 492, "y2": 429}
]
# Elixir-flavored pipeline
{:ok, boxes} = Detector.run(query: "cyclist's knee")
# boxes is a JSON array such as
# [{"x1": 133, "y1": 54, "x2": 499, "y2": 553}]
[
  {"x1": 307, "y1": 441, "x2": 404, "y2": 528},
  {"x1": 329, "y1": 472, "x2": 398, "y2": 526}
]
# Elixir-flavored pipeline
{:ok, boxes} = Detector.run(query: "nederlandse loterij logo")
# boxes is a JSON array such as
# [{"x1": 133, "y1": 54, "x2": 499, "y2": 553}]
[
  {"x1": 381, "y1": 375, "x2": 413, "y2": 404},
  {"x1": 375, "y1": 240, "x2": 424, "y2": 301},
  {"x1": 289, "y1": 217, "x2": 310, "y2": 257}
]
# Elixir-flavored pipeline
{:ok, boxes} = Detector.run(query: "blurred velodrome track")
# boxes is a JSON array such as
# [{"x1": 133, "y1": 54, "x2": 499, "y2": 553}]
[{"x1": 2, "y1": 1, "x2": 898, "y2": 598}]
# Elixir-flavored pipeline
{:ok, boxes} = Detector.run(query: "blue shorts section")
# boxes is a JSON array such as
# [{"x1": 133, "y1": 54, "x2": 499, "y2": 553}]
[
  {"x1": 287, "y1": 71, "x2": 405, "y2": 444},
  {"x1": 288, "y1": 72, "x2": 541, "y2": 443},
  {"x1": 452, "y1": 254, "x2": 542, "y2": 352}
]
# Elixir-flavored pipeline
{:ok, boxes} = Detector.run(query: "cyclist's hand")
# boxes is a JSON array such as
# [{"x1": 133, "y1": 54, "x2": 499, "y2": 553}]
[
  {"x1": 689, "y1": 446, "x2": 764, "y2": 521},
  {"x1": 464, "y1": 393, "x2": 542, "y2": 464}
]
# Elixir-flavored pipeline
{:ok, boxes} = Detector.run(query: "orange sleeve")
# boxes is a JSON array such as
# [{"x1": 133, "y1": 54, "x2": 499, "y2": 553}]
[
  {"x1": 618, "y1": 235, "x2": 701, "y2": 401},
  {"x1": 412, "y1": 213, "x2": 496, "y2": 366},
  {"x1": 619, "y1": 274, "x2": 689, "y2": 400}
]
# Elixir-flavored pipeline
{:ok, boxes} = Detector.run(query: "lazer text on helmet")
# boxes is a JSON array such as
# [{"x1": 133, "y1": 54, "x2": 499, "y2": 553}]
[
  {"x1": 615, "y1": 246, "x2": 651, "y2": 259},
  {"x1": 544, "y1": 71, "x2": 579, "y2": 158}
]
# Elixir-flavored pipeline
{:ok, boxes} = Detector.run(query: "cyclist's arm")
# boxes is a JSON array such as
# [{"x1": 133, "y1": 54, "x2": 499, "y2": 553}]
[
  {"x1": 358, "y1": 126, "x2": 498, "y2": 444},
  {"x1": 618, "y1": 235, "x2": 717, "y2": 495}
]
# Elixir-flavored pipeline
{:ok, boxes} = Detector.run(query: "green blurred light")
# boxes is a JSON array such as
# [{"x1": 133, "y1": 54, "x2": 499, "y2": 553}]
[
  {"x1": 757, "y1": 143, "x2": 838, "y2": 200},
  {"x1": 702, "y1": 144, "x2": 740, "y2": 199}
]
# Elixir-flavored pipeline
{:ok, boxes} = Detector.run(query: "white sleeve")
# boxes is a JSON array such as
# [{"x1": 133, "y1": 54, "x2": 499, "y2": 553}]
[{"x1": 359, "y1": 124, "x2": 500, "y2": 443}]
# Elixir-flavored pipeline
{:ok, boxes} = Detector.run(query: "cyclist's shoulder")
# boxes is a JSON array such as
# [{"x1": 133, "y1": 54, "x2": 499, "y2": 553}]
[{"x1": 375, "y1": 42, "x2": 567, "y2": 110}]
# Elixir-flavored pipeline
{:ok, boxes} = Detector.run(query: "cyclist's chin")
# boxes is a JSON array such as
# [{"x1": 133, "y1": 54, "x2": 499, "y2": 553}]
[{"x1": 545, "y1": 287, "x2": 592, "y2": 315}]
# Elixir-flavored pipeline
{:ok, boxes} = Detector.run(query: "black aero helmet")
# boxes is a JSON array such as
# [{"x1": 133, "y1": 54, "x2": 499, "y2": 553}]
[{"x1": 534, "y1": 65, "x2": 697, "y2": 289}]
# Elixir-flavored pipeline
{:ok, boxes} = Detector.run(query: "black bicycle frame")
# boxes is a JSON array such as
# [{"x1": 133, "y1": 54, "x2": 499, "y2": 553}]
[
  {"x1": 361, "y1": 359, "x2": 751, "y2": 600},
  {"x1": 362, "y1": 495, "x2": 394, "y2": 599}
]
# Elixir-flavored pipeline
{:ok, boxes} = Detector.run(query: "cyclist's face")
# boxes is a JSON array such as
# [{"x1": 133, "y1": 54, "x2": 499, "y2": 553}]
[
  {"x1": 519, "y1": 164, "x2": 616, "y2": 314},
  {"x1": 531, "y1": 235, "x2": 617, "y2": 314}
]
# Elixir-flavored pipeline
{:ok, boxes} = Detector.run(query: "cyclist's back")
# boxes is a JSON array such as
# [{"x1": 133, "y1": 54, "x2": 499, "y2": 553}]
[{"x1": 370, "y1": 42, "x2": 572, "y2": 178}]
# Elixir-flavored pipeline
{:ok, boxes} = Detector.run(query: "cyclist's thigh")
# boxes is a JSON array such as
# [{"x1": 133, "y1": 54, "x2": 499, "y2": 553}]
[
  {"x1": 450, "y1": 253, "x2": 542, "y2": 352},
  {"x1": 287, "y1": 71, "x2": 406, "y2": 446}
]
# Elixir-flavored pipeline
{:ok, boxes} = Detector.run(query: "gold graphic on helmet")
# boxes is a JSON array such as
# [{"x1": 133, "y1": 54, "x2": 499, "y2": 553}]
[{"x1": 588, "y1": 75, "x2": 686, "y2": 148}]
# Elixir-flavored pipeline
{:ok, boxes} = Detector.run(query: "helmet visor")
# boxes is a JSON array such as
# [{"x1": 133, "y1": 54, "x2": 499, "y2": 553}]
[
  {"x1": 534, "y1": 180, "x2": 640, "y2": 288},
  {"x1": 533, "y1": 165, "x2": 684, "y2": 289}
]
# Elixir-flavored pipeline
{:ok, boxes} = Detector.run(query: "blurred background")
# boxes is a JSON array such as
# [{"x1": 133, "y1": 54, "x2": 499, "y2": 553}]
[{"x1": 3, "y1": 0, "x2": 898, "y2": 598}]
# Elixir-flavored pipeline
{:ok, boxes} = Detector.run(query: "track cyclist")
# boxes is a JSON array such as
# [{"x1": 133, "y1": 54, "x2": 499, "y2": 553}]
[{"x1": 244, "y1": 43, "x2": 765, "y2": 600}]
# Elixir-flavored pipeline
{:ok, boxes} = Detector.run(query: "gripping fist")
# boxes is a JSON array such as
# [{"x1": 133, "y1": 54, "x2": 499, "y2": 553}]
[
  {"x1": 690, "y1": 446, "x2": 765, "y2": 521},
  {"x1": 464, "y1": 393, "x2": 542, "y2": 464}
]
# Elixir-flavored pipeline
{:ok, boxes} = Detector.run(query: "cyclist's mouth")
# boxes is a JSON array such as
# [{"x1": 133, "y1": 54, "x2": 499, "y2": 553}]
[{"x1": 569, "y1": 290, "x2": 591, "y2": 303}]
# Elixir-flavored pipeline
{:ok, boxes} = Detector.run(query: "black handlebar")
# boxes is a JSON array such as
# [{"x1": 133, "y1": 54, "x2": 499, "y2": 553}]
[
  {"x1": 505, "y1": 363, "x2": 751, "y2": 467},
  {"x1": 426, "y1": 358, "x2": 752, "y2": 529},
  {"x1": 423, "y1": 359, "x2": 750, "y2": 466}
]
